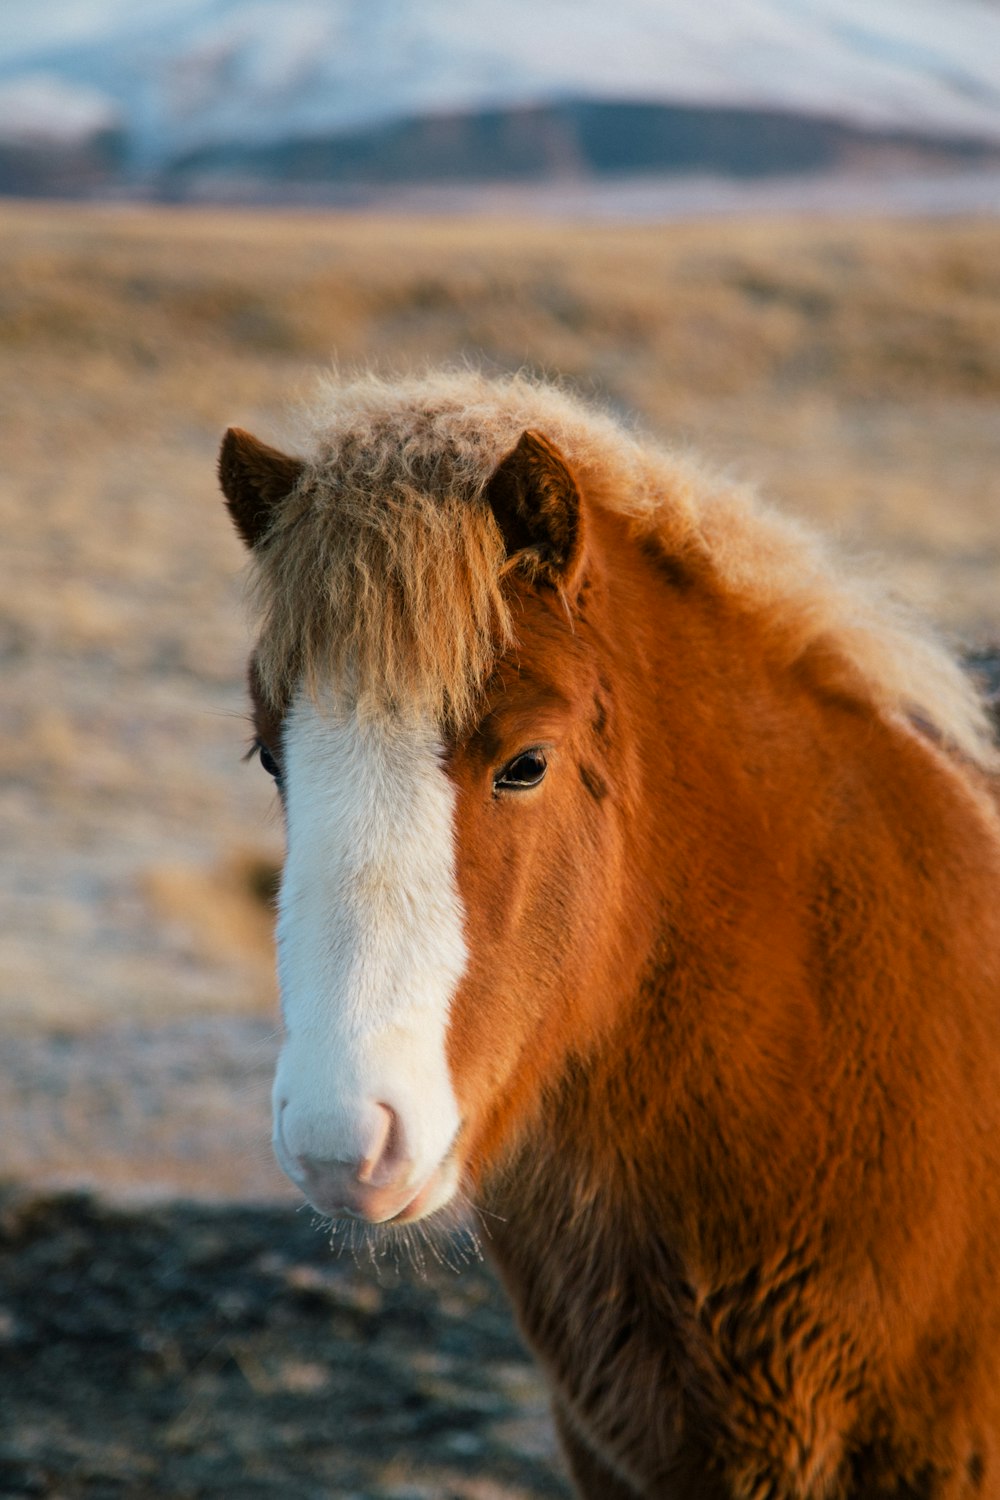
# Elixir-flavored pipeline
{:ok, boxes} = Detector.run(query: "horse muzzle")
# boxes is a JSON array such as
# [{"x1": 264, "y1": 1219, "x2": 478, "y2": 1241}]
[{"x1": 273, "y1": 1098, "x2": 459, "y2": 1224}]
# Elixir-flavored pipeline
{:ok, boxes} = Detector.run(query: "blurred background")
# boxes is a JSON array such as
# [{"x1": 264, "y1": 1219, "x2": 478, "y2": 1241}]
[{"x1": 1, "y1": 2, "x2": 998, "y2": 1495}]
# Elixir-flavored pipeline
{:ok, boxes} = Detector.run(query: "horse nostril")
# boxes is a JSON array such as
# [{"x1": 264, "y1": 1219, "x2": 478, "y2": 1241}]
[{"x1": 357, "y1": 1102, "x2": 405, "y2": 1186}]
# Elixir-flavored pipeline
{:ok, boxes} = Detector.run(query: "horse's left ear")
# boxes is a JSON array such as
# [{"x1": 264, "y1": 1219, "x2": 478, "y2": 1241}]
[
  {"x1": 486, "y1": 429, "x2": 586, "y2": 592},
  {"x1": 218, "y1": 427, "x2": 305, "y2": 549}
]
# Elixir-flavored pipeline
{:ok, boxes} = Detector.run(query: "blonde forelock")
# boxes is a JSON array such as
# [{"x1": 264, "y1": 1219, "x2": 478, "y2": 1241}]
[{"x1": 247, "y1": 368, "x2": 997, "y2": 766}]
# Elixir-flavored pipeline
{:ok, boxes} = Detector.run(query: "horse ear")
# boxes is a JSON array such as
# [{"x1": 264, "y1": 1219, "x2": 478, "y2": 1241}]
[
  {"x1": 486, "y1": 429, "x2": 585, "y2": 590},
  {"x1": 218, "y1": 427, "x2": 304, "y2": 549}
]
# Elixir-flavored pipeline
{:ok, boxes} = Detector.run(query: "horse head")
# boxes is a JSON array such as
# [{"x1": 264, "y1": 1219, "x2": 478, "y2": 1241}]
[{"x1": 220, "y1": 410, "x2": 647, "y2": 1231}]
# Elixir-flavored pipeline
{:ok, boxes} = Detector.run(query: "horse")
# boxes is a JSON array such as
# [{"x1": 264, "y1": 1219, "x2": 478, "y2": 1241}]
[{"x1": 217, "y1": 369, "x2": 1000, "y2": 1499}]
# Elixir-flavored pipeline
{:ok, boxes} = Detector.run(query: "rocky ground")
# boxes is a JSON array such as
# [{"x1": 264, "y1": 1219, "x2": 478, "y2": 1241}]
[{"x1": 0, "y1": 1191, "x2": 568, "y2": 1500}]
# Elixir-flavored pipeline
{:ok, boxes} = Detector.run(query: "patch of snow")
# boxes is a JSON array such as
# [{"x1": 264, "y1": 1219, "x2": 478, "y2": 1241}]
[{"x1": 0, "y1": 73, "x2": 122, "y2": 146}]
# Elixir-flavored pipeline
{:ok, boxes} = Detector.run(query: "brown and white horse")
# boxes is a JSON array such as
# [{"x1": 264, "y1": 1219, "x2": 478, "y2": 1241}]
[{"x1": 218, "y1": 371, "x2": 1000, "y2": 1499}]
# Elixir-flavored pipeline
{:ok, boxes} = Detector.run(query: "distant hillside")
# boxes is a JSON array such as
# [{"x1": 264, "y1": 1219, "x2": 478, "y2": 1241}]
[
  {"x1": 1, "y1": 0, "x2": 999, "y2": 200},
  {"x1": 164, "y1": 99, "x2": 1000, "y2": 201}
]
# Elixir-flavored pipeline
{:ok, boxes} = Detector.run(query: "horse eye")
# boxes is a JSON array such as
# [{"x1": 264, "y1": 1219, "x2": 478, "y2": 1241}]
[
  {"x1": 494, "y1": 749, "x2": 548, "y2": 793},
  {"x1": 258, "y1": 743, "x2": 282, "y2": 780}
]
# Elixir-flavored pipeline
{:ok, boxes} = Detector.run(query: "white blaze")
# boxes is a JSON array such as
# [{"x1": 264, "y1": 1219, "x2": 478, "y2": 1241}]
[{"x1": 272, "y1": 691, "x2": 466, "y2": 1193}]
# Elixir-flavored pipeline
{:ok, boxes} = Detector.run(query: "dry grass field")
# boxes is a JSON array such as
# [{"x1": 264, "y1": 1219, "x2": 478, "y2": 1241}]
[
  {"x1": 0, "y1": 199, "x2": 998, "y2": 1499},
  {"x1": 1, "y1": 199, "x2": 998, "y2": 1196}
]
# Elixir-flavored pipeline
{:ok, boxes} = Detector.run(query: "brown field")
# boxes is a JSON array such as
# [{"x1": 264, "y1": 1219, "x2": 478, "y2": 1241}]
[
  {"x1": 0, "y1": 199, "x2": 998, "y2": 1500},
  {"x1": 1, "y1": 199, "x2": 998, "y2": 1196}
]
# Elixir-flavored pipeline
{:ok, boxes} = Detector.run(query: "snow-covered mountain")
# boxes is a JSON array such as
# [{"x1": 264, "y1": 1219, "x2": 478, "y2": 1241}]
[{"x1": 1, "y1": 0, "x2": 999, "y2": 194}]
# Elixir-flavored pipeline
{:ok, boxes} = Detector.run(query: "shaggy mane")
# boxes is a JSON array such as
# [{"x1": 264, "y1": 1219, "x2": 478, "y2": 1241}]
[{"x1": 249, "y1": 369, "x2": 996, "y2": 767}]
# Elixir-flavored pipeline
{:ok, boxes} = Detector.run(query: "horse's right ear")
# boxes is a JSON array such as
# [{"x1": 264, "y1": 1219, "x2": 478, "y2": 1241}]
[{"x1": 218, "y1": 427, "x2": 304, "y2": 549}]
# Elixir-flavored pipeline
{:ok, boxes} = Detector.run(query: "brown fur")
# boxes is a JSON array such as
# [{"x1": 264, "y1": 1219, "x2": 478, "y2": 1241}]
[{"x1": 222, "y1": 371, "x2": 1000, "y2": 1499}]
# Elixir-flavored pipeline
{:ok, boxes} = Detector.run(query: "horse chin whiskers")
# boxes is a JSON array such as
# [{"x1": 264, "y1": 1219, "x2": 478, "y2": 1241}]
[{"x1": 312, "y1": 1188, "x2": 483, "y2": 1278}]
